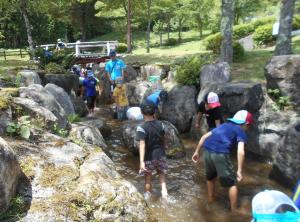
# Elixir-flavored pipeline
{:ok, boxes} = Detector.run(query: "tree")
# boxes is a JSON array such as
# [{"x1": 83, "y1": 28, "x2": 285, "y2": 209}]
[
  {"x1": 172, "y1": 0, "x2": 191, "y2": 43},
  {"x1": 274, "y1": 0, "x2": 296, "y2": 55},
  {"x1": 146, "y1": 0, "x2": 153, "y2": 53},
  {"x1": 19, "y1": 0, "x2": 34, "y2": 53},
  {"x1": 220, "y1": 0, "x2": 234, "y2": 63},
  {"x1": 234, "y1": 0, "x2": 264, "y2": 24},
  {"x1": 126, "y1": 0, "x2": 132, "y2": 52}
]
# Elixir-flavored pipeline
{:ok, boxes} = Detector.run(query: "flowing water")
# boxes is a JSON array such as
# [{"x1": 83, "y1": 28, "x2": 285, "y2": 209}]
[{"x1": 96, "y1": 106, "x2": 290, "y2": 222}]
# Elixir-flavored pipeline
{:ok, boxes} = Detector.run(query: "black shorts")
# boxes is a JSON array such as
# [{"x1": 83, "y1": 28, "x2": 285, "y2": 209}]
[{"x1": 87, "y1": 96, "x2": 96, "y2": 109}]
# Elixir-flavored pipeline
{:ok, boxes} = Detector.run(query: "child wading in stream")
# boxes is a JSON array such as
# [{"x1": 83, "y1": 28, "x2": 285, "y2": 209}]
[
  {"x1": 136, "y1": 101, "x2": 169, "y2": 200},
  {"x1": 192, "y1": 110, "x2": 253, "y2": 213}
]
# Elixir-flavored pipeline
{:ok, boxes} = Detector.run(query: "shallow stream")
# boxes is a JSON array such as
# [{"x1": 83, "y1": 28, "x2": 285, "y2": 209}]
[{"x1": 96, "y1": 106, "x2": 290, "y2": 222}]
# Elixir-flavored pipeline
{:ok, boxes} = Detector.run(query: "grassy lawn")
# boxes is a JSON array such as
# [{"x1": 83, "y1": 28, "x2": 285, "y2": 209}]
[{"x1": 0, "y1": 55, "x2": 34, "y2": 79}]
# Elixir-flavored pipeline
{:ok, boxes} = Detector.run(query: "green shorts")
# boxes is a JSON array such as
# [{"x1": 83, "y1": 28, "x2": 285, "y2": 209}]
[{"x1": 204, "y1": 149, "x2": 237, "y2": 187}]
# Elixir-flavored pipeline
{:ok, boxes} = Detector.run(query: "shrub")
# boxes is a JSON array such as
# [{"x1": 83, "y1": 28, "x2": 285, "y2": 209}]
[
  {"x1": 45, "y1": 62, "x2": 66, "y2": 74},
  {"x1": 175, "y1": 55, "x2": 211, "y2": 86},
  {"x1": 251, "y1": 16, "x2": 276, "y2": 30},
  {"x1": 6, "y1": 116, "x2": 31, "y2": 139},
  {"x1": 233, "y1": 23, "x2": 255, "y2": 39},
  {"x1": 164, "y1": 38, "x2": 177, "y2": 46},
  {"x1": 233, "y1": 41, "x2": 245, "y2": 62},
  {"x1": 293, "y1": 14, "x2": 300, "y2": 30},
  {"x1": 116, "y1": 43, "x2": 128, "y2": 53},
  {"x1": 253, "y1": 24, "x2": 275, "y2": 46},
  {"x1": 204, "y1": 33, "x2": 222, "y2": 54},
  {"x1": 268, "y1": 88, "x2": 290, "y2": 111}
]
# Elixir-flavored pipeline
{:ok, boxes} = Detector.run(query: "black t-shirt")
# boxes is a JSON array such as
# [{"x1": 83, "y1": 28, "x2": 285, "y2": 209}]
[
  {"x1": 197, "y1": 101, "x2": 223, "y2": 129},
  {"x1": 135, "y1": 120, "x2": 166, "y2": 161}
]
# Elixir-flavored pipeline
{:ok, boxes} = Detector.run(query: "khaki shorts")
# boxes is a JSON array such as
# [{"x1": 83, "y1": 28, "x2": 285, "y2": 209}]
[{"x1": 204, "y1": 149, "x2": 237, "y2": 187}]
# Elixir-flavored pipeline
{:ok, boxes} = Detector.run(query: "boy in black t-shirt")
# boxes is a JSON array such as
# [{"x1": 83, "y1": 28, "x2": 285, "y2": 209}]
[
  {"x1": 136, "y1": 101, "x2": 168, "y2": 199},
  {"x1": 196, "y1": 92, "x2": 223, "y2": 131}
]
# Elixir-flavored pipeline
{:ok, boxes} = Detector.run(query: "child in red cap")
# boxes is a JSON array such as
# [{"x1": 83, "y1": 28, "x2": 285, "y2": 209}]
[{"x1": 192, "y1": 110, "x2": 253, "y2": 212}]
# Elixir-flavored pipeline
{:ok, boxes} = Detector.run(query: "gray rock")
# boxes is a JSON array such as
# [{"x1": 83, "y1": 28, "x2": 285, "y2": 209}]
[
  {"x1": 39, "y1": 73, "x2": 79, "y2": 95},
  {"x1": 45, "y1": 83, "x2": 75, "y2": 116},
  {"x1": 124, "y1": 65, "x2": 138, "y2": 82},
  {"x1": 0, "y1": 137, "x2": 21, "y2": 213},
  {"x1": 265, "y1": 55, "x2": 300, "y2": 106},
  {"x1": 126, "y1": 81, "x2": 152, "y2": 106},
  {"x1": 81, "y1": 118, "x2": 112, "y2": 138},
  {"x1": 70, "y1": 123, "x2": 107, "y2": 149},
  {"x1": 19, "y1": 84, "x2": 68, "y2": 129},
  {"x1": 200, "y1": 62, "x2": 230, "y2": 88},
  {"x1": 160, "y1": 85, "x2": 197, "y2": 133},
  {"x1": 17, "y1": 70, "x2": 41, "y2": 87},
  {"x1": 238, "y1": 35, "x2": 254, "y2": 51},
  {"x1": 0, "y1": 107, "x2": 12, "y2": 135},
  {"x1": 140, "y1": 64, "x2": 170, "y2": 79},
  {"x1": 270, "y1": 123, "x2": 300, "y2": 188},
  {"x1": 98, "y1": 69, "x2": 113, "y2": 104},
  {"x1": 70, "y1": 95, "x2": 88, "y2": 117},
  {"x1": 122, "y1": 120, "x2": 185, "y2": 158}
]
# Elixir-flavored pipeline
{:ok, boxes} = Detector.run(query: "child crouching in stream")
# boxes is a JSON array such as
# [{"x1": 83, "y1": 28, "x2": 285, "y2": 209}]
[{"x1": 136, "y1": 101, "x2": 169, "y2": 200}]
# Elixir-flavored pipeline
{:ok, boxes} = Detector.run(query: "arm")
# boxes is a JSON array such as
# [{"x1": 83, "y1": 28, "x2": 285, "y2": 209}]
[
  {"x1": 237, "y1": 142, "x2": 245, "y2": 181},
  {"x1": 139, "y1": 140, "x2": 146, "y2": 170},
  {"x1": 192, "y1": 131, "x2": 212, "y2": 163}
]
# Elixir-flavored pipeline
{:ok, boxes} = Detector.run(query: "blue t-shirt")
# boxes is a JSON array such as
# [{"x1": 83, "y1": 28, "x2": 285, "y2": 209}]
[
  {"x1": 105, "y1": 59, "x2": 126, "y2": 81},
  {"x1": 203, "y1": 122, "x2": 247, "y2": 154},
  {"x1": 146, "y1": 90, "x2": 161, "y2": 107},
  {"x1": 83, "y1": 77, "x2": 97, "y2": 97}
]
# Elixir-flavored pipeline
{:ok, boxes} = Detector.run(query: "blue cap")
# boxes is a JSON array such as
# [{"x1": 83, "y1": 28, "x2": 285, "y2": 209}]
[
  {"x1": 87, "y1": 70, "x2": 94, "y2": 77},
  {"x1": 109, "y1": 51, "x2": 116, "y2": 57}
]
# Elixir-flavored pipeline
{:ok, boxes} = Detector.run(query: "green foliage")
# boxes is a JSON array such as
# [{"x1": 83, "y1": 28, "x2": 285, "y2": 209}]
[
  {"x1": 45, "y1": 62, "x2": 66, "y2": 74},
  {"x1": 0, "y1": 195, "x2": 26, "y2": 220},
  {"x1": 164, "y1": 38, "x2": 178, "y2": 46},
  {"x1": 293, "y1": 14, "x2": 300, "y2": 30},
  {"x1": 233, "y1": 23, "x2": 255, "y2": 39},
  {"x1": 233, "y1": 41, "x2": 245, "y2": 62},
  {"x1": 67, "y1": 114, "x2": 81, "y2": 123},
  {"x1": 251, "y1": 16, "x2": 276, "y2": 30},
  {"x1": 6, "y1": 115, "x2": 31, "y2": 139},
  {"x1": 116, "y1": 43, "x2": 128, "y2": 53},
  {"x1": 204, "y1": 33, "x2": 222, "y2": 54},
  {"x1": 253, "y1": 24, "x2": 275, "y2": 46},
  {"x1": 268, "y1": 88, "x2": 290, "y2": 111},
  {"x1": 175, "y1": 55, "x2": 211, "y2": 86},
  {"x1": 52, "y1": 123, "x2": 68, "y2": 137}
]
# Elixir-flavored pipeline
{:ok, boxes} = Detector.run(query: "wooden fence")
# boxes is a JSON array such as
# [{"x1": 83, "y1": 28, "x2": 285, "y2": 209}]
[{"x1": 0, "y1": 49, "x2": 29, "y2": 60}]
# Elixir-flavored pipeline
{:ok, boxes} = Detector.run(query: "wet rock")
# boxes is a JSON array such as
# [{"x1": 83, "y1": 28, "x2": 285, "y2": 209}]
[
  {"x1": 126, "y1": 81, "x2": 152, "y2": 106},
  {"x1": 122, "y1": 120, "x2": 185, "y2": 158},
  {"x1": 199, "y1": 62, "x2": 230, "y2": 88},
  {"x1": 17, "y1": 70, "x2": 41, "y2": 87},
  {"x1": 197, "y1": 81, "x2": 264, "y2": 115},
  {"x1": 0, "y1": 107, "x2": 12, "y2": 135},
  {"x1": 265, "y1": 55, "x2": 300, "y2": 106},
  {"x1": 70, "y1": 123, "x2": 107, "y2": 149},
  {"x1": 98, "y1": 70, "x2": 113, "y2": 104},
  {"x1": 39, "y1": 73, "x2": 79, "y2": 95},
  {"x1": 45, "y1": 83, "x2": 75, "y2": 116},
  {"x1": 70, "y1": 95, "x2": 88, "y2": 117},
  {"x1": 19, "y1": 84, "x2": 68, "y2": 128},
  {"x1": 0, "y1": 137, "x2": 21, "y2": 213},
  {"x1": 270, "y1": 123, "x2": 300, "y2": 188},
  {"x1": 160, "y1": 85, "x2": 197, "y2": 133},
  {"x1": 81, "y1": 118, "x2": 112, "y2": 138}
]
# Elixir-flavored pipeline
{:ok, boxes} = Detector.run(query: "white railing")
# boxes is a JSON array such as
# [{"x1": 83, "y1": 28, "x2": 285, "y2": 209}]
[{"x1": 40, "y1": 40, "x2": 118, "y2": 57}]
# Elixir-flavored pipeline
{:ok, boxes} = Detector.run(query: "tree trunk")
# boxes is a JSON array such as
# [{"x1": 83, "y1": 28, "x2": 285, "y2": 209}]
[
  {"x1": 220, "y1": 0, "x2": 234, "y2": 63},
  {"x1": 146, "y1": 0, "x2": 152, "y2": 53},
  {"x1": 178, "y1": 18, "x2": 182, "y2": 43},
  {"x1": 167, "y1": 22, "x2": 170, "y2": 40},
  {"x1": 275, "y1": 0, "x2": 295, "y2": 55},
  {"x1": 126, "y1": 0, "x2": 132, "y2": 53},
  {"x1": 19, "y1": 0, "x2": 34, "y2": 55},
  {"x1": 159, "y1": 32, "x2": 163, "y2": 47}
]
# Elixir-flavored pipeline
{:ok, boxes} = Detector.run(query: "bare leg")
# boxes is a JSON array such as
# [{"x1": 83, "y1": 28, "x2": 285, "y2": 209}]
[
  {"x1": 158, "y1": 172, "x2": 168, "y2": 197},
  {"x1": 228, "y1": 185, "x2": 238, "y2": 212},
  {"x1": 145, "y1": 174, "x2": 152, "y2": 193},
  {"x1": 207, "y1": 178, "x2": 216, "y2": 203}
]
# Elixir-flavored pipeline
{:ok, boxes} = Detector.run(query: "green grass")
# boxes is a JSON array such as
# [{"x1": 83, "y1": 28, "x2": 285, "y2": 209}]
[{"x1": 0, "y1": 55, "x2": 33, "y2": 79}]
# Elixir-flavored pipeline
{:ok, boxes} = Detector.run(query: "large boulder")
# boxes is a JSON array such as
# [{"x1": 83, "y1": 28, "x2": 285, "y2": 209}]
[
  {"x1": 199, "y1": 62, "x2": 230, "y2": 88},
  {"x1": 270, "y1": 123, "x2": 300, "y2": 188},
  {"x1": 39, "y1": 73, "x2": 79, "y2": 95},
  {"x1": 122, "y1": 120, "x2": 185, "y2": 158},
  {"x1": 0, "y1": 137, "x2": 21, "y2": 213},
  {"x1": 45, "y1": 83, "x2": 75, "y2": 116},
  {"x1": 0, "y1": 107, "x2": 12, "y2": 135},
  {"x1": 19, "y1": 84, "x2": 68, "y2": 128},
  {"x1": 124, "y1": 65, "x2": 139, "y2": 82},
  {"x1": 126, "y1": 81, "x2": 152, "y2": 106},
  {"x1": 140, "y1": 64, "x2": 170, "y2": 80},
  {"x1": 265, "y1": 55, "x2": 300, "y2": 106},
  {"x1": 81, "y1": 118, "x2": 112, "y2": 138},
  {"x1": 160, "y1": 85, "x2": 197, "y2": 133},
  {"x1": 17, "y1": 70, "x2": 41, "y2": 87},
  {"x1": 197, "y1": 81, "x2": 264, "y2": 115},
  {"x1": 70, "y1": 95, "x2": 88, "y2": 117},
  {"x1": 70, "y1": 123, "x2": 107, "y2": 149}
]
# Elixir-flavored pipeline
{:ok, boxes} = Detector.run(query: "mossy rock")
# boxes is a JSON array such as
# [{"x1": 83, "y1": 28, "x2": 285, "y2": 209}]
[
  {"x1": 0, "y1": 88, "x2": 19, "y2": 110},
  {"x1": 166, "y1": 146, "x2": 185, "y2": 158}
]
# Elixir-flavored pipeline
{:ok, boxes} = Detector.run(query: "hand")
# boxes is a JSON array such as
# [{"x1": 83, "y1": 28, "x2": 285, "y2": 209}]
[
  {"x1": 195, "y1": 123, "x2": 200, "y2": 128},
  {"x1": 139, "y1": 161, "x2": 146, "y2": 174},
  {"x1": 192, "y1": 152, "x2": 200, "y2": 163},
  {"x1": 237, "y1": 171, "x2": 243, "y2": 182}
]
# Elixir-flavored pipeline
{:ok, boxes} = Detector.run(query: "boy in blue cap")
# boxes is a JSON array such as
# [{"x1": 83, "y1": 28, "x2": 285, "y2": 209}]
[
  {"x1": 105, "y1": 51, "x2": 126, "y2": 92},
  {"x1": 192, "y1": 110, "x2": 253, "y2": 212},
  {"x1": 82, "y1": 70, "x2": 98, "y2": 116}
]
